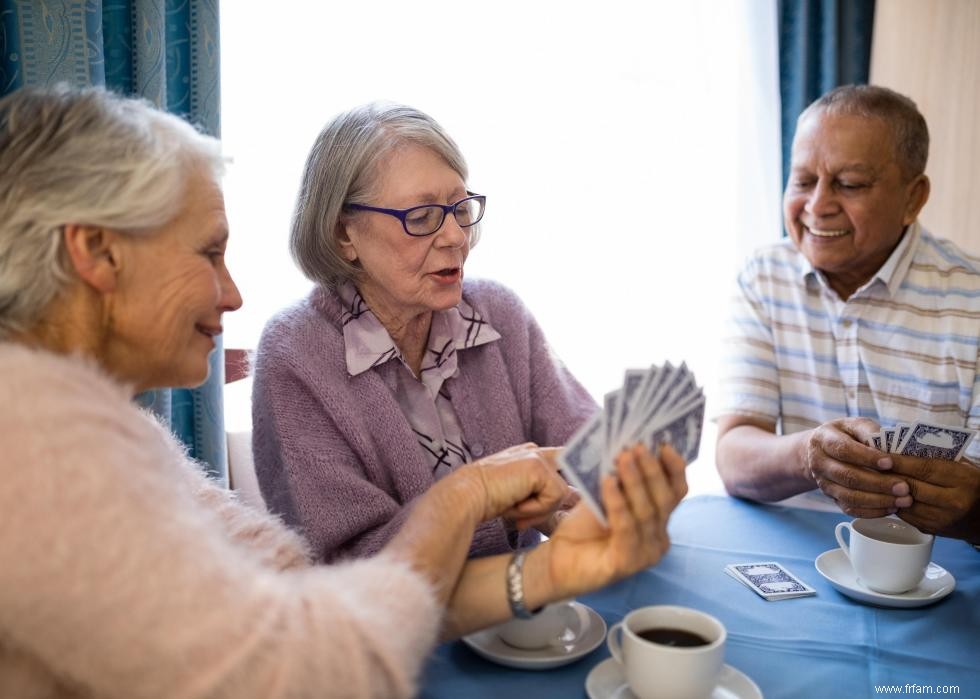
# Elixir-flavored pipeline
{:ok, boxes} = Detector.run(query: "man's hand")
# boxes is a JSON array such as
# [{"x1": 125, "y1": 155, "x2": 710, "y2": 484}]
[
  {"x1": 801, "y1": 418, "x2": 913, "y2": 518},
  {"x1": 887, "y1": 455, "x2": 980, "y2": 544}
]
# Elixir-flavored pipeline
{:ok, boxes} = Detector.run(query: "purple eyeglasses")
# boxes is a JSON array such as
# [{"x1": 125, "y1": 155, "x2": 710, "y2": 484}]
[{"x1": 345, "y1": 192, "x2": 486, "y2": 237}]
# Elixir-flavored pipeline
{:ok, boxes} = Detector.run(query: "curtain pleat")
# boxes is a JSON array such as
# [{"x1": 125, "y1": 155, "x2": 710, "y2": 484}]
[
  {"x1": 777, "y1": 0, "x2": 876, "y2": 194},
  {"x1": 0, "y1": 0, "x2": 228, "y2": 484}
]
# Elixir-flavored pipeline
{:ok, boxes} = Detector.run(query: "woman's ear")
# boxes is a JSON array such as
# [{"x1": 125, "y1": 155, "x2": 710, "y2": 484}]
[
  {"x1": 336, "y1": 220, "x2": 359, "y2": 263},
  {"x1": 62, "y1": 224, "x2": 121, "y2": 293}
]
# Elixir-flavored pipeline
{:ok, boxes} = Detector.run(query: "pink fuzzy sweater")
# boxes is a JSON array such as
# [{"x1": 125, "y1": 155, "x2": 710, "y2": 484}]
[{"x1": 0, "y1": 344, "x2": 440, "y2": 698}]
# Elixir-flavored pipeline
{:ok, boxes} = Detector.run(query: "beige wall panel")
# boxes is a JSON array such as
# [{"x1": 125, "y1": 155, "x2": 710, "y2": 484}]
[{"x1": 870, "y1": 0, "x2": 980, "y2": 253}]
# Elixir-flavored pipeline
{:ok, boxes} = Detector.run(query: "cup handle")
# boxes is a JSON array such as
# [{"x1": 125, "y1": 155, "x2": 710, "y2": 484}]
[
  {"x1": 607, "y1": 622, "x2": 624, "y2": 664},
  {"x1": 835, "y1": 522, "x2": 852, "y2": 561},
  {"x1": 559, "y1": 602, "x2": 592, "y2": 639}
]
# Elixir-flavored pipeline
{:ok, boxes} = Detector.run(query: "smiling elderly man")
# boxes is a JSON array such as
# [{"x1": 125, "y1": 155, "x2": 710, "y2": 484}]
[{"x1": 716, "y1": 85, "x2": 980, "y2": 546}]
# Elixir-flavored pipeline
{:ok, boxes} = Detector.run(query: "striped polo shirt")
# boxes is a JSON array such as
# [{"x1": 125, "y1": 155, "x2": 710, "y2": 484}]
[{"x1": 718, "y1": 222, "x2": 980, "y2": 462}]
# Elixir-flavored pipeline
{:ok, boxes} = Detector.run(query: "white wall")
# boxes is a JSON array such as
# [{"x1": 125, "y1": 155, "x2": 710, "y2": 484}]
[{"x1": 219, "y1": 0, "x2": 782, "y2": 495}]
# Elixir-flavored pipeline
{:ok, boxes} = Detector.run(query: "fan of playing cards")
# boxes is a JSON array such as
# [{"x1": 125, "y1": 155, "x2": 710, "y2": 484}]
[
  {"x1": 557, "y1": 362, "x2": 705, "y2": 524},
  {"x1": 869, "y1": 421, "x2": 977, "y2": 461}
]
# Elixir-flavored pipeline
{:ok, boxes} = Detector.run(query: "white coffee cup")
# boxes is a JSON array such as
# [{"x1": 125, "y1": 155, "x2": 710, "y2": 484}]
[
  {"x1": 606, "y1": 605, "x2": 725, "y2": 699},
  {"x1": 494, "y1": 600, "x2": 590, "y2": 650},
  {"x1": 835, "y1": 517, "x2": 934, "y2": 594}
]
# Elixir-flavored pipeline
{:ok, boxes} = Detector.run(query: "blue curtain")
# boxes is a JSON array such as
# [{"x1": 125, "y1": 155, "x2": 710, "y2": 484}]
[
  {"x1": 0, "y1": 0, "x2": 229, "y2": 484},
  {"x1": 778, "y1": 0, "x2": 876, "y2": 190}
]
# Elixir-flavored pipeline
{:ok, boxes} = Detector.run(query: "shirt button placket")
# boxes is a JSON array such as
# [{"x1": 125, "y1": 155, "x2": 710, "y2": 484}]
[{"x1": 840, "y1": 311, "x2": 859, "y2": 416}]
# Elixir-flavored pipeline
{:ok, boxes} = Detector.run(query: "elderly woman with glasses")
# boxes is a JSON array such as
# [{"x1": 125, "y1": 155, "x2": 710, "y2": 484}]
[
  {"x1": 0, "y1": 86, "x2": 686, "y2": 698},
  {"x1": 252, "y1": 103, "x2": 606, "y2": 562}
]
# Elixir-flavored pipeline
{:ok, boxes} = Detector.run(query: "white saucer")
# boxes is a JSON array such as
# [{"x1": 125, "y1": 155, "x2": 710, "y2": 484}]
[
  {"x1": 461, "y1": 602, "x2": 607, "y2": 670},
  {"x1": 814, "y1": 549, "x2": 955, "y2": 608},
  {"x1": 585, "y1": 657, "x2": 762, "y2": 699}
]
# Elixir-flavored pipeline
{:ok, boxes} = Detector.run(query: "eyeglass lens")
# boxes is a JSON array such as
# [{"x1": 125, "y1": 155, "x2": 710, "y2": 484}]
[{"x1": 405, "y1": 197, "x2": 484, "y2": 235}]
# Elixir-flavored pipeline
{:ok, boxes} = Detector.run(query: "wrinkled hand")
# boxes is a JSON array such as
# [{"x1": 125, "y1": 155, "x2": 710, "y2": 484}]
[
  {"x1": 470, "y1": 443, "x2": 568, "y2": 525},
  {"x1": 521, "y1": 486, "x2": 581, "y2": 536},
  {"x1": 801, "y1": 418, "x2": 912, "y2": 518},
  {"x1": 542, "y1": 443, "x2": 687, "y2": 599},
  {"x1": 887, "y1": 455, "x2": 980, "y2": 543}
]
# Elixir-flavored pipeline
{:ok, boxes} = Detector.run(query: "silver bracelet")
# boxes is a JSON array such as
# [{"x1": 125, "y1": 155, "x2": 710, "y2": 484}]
[{"x1": 506, "y1": 549, "x2": 538, "y2": 619}]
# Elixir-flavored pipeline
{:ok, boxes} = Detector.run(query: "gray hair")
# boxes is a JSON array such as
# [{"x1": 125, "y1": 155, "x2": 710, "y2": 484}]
[
  {"x1": 800, "y1": 84, "x2": 929, "y2": 180},
  {"x1": 0, "y1": 84, "x2": 224, "y2": 338},
  {"x1": 290, "y1": 102, "x2": 476, "y2": 288}
]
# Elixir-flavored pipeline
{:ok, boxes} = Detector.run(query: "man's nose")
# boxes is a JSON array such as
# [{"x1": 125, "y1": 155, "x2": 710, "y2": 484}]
[{"x1": 805, "y1": 179, "x2": 839, "y2": 218}]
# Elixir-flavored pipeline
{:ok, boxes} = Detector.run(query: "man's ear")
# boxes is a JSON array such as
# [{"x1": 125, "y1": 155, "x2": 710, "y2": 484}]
[
  {"x1": 62, "y1": 224, "x2": 121, "y2": 294},
  {"x1": 336, "y1": 220, "x2": 359, "y2": 263},
  {"x1": 903, "y1": 174, "x2": 930, "y2": 226}
]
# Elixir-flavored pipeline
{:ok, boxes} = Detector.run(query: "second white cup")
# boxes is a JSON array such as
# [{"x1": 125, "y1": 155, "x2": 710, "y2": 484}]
[
  {"x1": 835, "y1": 517, "x2": 934, "y2": 594},
  {"x1": 495, "y1": 600, "x2": 590, "y2": 650}
]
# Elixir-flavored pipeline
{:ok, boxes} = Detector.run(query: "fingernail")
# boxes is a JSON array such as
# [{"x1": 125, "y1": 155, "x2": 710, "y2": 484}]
[
  {"x1": 877, "y1": 457, "x2": 893, "y2": 470},
  {"x1": 895, "y1": 496, "x2": 913, "y2": 508},
  {"x1": 891, "y1": 482, "x2": 909, "y2": 496}
]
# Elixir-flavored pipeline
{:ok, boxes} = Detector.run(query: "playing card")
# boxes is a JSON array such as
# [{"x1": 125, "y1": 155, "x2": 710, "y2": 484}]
[
  {"x1": 603, "y1": 389, "x2": 622, "y2": 465},
  {"x1": 899, "y1": 421, "x2": 977, "y2": 461},
  {"x1": 882, "y1": 428, "x2": 895, "y2": 453},
  {"x1": 725, "y1": 562, "x2": 816, "y2": 601},
  {"x1": 643, "y1": 398, "x2": 705, "y2": 464},
  {"x1": 558, "y1": 412, "x2": 607, "y2": 525},
  {"x1": 612, "y1": 369, "x2": 649, "y2": 458},
  {"x1": 626, "y1": 363, "x2": 690, "y2": 445},
  {"x1": 629, "y1": 362, "x2": 671, "y2": 431},
  {"x1": 892, "y1": 424, "x2": 911, "y2": 454},
  {"x1": 871, "y1": 433, "x2": 883, "y2": 451},
  {"x1": 558, "y1": 362, "x2": 704, "y2": 523},
  {"x1": 559, "y1": 363, "x2": 705, "y2": 526}
]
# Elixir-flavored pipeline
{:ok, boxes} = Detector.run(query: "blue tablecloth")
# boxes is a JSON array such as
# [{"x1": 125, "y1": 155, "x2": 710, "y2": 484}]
[{"x1": 420, "y1": 495, "x2": 980, "y2": 698}]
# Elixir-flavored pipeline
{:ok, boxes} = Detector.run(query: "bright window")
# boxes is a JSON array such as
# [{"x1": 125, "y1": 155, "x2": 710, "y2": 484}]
[{"x1": 220, "y1": 0, "x2": 782, "y2": 494}]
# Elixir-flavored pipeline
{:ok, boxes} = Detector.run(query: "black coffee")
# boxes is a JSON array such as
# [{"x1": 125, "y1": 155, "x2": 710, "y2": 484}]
[{"x1": 637, "y1": 627, "x2": 710, "y2": 648}]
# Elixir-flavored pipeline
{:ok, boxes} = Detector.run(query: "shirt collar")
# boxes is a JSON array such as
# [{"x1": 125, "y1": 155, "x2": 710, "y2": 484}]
[
  {"x1": 338, "y1": 281, "x2": 501, "y2": 377},
  {"x1": 875, "y1": 221, "x2": 920, "y2": 297},
  {"x1": 800, "y1": 221, "x2": 921, "y2": 298}
]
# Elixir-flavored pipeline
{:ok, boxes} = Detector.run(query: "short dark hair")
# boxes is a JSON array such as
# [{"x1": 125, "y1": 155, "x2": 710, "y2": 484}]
[{"x1": 800, "y1": 84, "x2": 929, "y2": 180}]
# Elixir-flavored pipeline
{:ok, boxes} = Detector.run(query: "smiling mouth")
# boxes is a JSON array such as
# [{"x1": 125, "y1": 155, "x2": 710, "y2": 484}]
[
  {"x1": 804, "y1": 225, "x2": 849, "y2": 238},
  {"x1": 196, "y1": 324, "x2": 222, "y2": 337}
]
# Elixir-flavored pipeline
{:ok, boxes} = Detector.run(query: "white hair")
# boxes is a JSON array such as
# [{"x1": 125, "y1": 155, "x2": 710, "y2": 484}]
[{"x1": 0, "y1": 84, "x2": 224, "y2": 337}]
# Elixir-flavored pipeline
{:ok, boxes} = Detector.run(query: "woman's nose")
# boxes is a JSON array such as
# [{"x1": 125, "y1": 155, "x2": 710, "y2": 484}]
[
  {"x1": 220, "y1": 266, "x2": 244, "y2": 312},
  {"x1": 433, "y1": 213, "x2": 467, "y2": 247}
]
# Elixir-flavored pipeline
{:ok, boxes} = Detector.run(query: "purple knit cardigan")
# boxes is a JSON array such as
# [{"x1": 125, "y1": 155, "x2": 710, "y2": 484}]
[{"x1": 252, "y1": 278, "x2": 597, "y2": 562}]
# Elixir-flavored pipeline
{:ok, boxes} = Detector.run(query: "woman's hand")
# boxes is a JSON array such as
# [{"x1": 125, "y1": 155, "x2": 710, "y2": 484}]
[
  {"x1": 438, "y1": 444, "x2": 685, "y2": 638},
  {"x1": 526, "y1": 487, "x2": 581, "y2": 536},
  {"x1": 539, "y1": 443, "x2": 687, "y2": 599},
  {"x1": 465, "y1": 443, "x2": 568, "y2": 525},
  {"x1": 388, "y1": 443, "x2": 566, "y2": 608}
]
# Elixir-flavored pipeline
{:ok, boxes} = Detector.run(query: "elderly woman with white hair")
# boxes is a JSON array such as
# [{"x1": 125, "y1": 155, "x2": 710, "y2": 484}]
[
  {"x1": 0, "y1": 85, "x2": 686, "y2": 698},
  {"x1": 253, "y1": 103, "x2": 608, "y2": 563}
]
